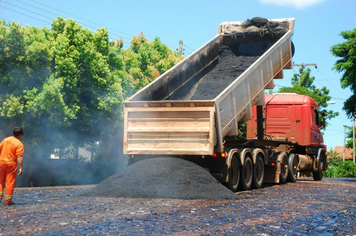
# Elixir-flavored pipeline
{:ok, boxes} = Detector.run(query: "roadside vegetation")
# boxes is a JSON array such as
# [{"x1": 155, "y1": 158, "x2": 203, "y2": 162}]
[{"x1": 324, "y1": 150, "x2": 356, "y2": 177}]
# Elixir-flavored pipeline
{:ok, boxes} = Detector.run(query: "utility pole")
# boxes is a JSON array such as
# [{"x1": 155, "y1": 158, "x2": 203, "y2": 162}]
[
  {"x1": 293, "y1": 63, "x2": 318, "y2": 69},
  {"x1": 178, "y1": 40, "x2": 183, "y2": 56},
  {"x1": 343, "y1": 125, "x2": 347, "y2": 161}
]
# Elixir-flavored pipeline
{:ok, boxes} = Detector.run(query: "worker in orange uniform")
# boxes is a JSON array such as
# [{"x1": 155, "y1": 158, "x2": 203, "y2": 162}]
[{"x1": 0, "y1": 127, "x2": 24, "y2": 206}]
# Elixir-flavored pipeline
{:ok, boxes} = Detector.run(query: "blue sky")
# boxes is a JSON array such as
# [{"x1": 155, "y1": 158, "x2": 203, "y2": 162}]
[{"x1": 1, "y1": 0, "x2": 355, "y2": 150}]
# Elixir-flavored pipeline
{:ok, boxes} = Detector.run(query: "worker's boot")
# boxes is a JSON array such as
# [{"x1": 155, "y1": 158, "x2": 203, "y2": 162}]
[
  {"x1": 4, "y1": 201, "x2": 15, "y2": 206},
  {"x1": 4, "y1": 195, "x2": 15, "y2": 206}
]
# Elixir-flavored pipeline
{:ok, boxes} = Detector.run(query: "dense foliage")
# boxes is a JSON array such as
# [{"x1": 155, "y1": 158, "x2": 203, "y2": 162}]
[
  {"x1": 324, "y1": 150, "x2": 356, "y2": 177},
  {"x1": 331, "y1": 28, "x2": 356, "y2": 118},
  {"x1": 0, "y1": 18, "x2": 183, "y2": 185},
  {"x1": 324, "y1": 157, "x2": 356, "y2": 178},
  {"x1": 331, "y1": 28, "x2": 356, "y2": 149}
]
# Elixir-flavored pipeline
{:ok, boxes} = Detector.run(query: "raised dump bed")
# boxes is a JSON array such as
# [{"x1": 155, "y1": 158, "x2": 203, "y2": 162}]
[{"x1": 124, "y1": 18, "x2": 295, "y2": 155}]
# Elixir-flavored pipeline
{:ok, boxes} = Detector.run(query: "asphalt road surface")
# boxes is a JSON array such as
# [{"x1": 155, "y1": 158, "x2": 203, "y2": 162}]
[{"x1": 1, "y1": 178, "x2": 355, "y2": 235}]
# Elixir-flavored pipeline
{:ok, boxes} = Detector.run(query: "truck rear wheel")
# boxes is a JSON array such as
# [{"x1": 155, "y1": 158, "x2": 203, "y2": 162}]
[
  {"x1": 240, "y1": 155, "x2": 253, "y2": 190},
  {"x1": 228, "y1": 155, "x2": 240, "y2": 192},
  {"x1": 287, "y1": 154, "x2": 298, "y2": 182},
  {"x1": 253, "y1": 154, "x2": 264, "y2": 189}
]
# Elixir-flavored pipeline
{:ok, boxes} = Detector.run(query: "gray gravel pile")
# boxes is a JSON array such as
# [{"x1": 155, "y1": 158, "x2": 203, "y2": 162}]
[
  {"x1": 81, "y1": 157, "x2": 238, "y2": 200},
  {"x1": 190, "y1": 45, "x2": 260, "y2": 100}
]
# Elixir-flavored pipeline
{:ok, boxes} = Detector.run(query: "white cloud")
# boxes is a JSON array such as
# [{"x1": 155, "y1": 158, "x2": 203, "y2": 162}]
[{"x1": 259, "y1": 0, "x2": 326, "y2": 9}]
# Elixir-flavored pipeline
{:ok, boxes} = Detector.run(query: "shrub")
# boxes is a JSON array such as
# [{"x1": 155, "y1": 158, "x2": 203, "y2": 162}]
[{"x1": 324, "y1": 158, "x2": 356, "y2": 177}]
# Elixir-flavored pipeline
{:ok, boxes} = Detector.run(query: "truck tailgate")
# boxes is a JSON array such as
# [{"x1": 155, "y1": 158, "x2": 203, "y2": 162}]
[{"x1": 124, "y1": 102, "x2": 215, "y2": 155}]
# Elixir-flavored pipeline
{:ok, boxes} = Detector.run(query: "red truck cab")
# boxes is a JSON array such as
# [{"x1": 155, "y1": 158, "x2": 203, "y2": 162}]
[{"x1": 247, "y1": 93, "x2": 326, "y2": 150}]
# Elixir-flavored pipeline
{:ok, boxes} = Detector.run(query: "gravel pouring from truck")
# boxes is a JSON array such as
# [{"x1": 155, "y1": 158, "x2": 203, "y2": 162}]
[{"x1": 123, "y1": 18, "x2": 326, "y2": 192}]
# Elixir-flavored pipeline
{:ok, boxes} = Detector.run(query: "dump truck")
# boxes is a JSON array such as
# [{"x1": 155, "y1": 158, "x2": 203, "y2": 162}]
[{"x1": 123, "y1": 17, "x2": 327, "y2": 192}]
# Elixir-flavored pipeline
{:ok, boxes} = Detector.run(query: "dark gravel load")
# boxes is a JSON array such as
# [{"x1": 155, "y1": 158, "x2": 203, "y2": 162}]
[
  {"x1": 190, "y1": 45, "x2": 260, "y2": 100},
  {"x1": 81, "y1": 157, "x2": 238, "y2": 200}
]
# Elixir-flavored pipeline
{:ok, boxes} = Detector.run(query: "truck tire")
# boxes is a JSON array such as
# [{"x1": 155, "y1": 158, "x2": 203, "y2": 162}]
[
  {"x1": 228, "y1": 155, "x2": 240, "y2": 192},
  {"x1": 287, "y1": 154, "x2": 298, "y2": 182},
  {"x1": 253, "y1": 154, "x2": 264, "y2": 189},
  {"x1": 279, "y1": 153, "x2": 288, "y2": 184},
  {"x1": 240, "y1": 155, "x2": 253, "y2": 190},
  {"x1": 313, "y1": 153, "x2": 326, "y2": 181}
]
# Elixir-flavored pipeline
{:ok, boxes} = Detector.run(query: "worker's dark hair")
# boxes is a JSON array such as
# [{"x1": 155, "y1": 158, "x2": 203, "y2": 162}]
[{"x1": 13, "y1": 127, "x2": 24, "y2": 136}]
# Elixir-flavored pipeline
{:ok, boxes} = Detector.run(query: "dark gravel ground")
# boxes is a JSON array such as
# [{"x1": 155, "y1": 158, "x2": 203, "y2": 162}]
[{"x1": 1, "y1": 177, "x2": 355, "y2": 235}]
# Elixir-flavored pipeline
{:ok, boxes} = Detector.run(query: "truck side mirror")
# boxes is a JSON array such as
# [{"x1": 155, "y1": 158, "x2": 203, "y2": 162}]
[{"x1": 319, "y1": 110, "x2": 326, "y2": 129}]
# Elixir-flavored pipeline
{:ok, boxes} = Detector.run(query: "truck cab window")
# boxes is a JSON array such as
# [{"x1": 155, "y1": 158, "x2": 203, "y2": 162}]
[
  {"x1": 314, "y1": 107, "x2": 320, "y2": 127},
  {"x1": 314, "y1": 107, "x2": 326, "y2": 129}
]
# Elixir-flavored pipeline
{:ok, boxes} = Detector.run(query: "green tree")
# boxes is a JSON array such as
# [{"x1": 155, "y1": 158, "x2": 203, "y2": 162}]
[
  {"x1": 48, "y1": 17, "x2": 124, "y2": 158},
  {"x1": 0, "y1": 18, "x2": 124, "y2": 180},
  {"x1": 278, "y1": 67, "x2": 339, "y2": 122},
  {"x1": 330, "y1": 28, "x2": 356, "y2": 118},
  {"x1": 121, "y1": 33, "x2": 183, "y2": 98},
  {"x1": 0, "y1": 21, "x2": 52, "y2": 129},
  {"x1": 0, "y1": 18, "x2": 184, "y2": 185}
]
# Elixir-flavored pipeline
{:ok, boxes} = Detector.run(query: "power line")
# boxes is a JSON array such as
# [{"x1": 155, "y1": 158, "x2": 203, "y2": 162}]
[
  {"x1": 4, "y1": 6, "x2": 50, "y2": 25},
  {"x1": 0, "y1": 16, "x2": 14, "y2": 22},
  {"x1": 331, "y1": 97, "x2": 347, "y2": 101},
  {"x1": 324, "y1": 132, "x2": 344, "y2": 137},
  {"x1": 6, "y1": 2, "x2": 53, "y2": 21},
  {"x1": 1, "y1": 2, "x2": 131, "y2": 48},
  {"x1": 291, "y1": 62, "x2": 348, "y2": 99},
  {"x1": 6, "y1": 1, "x2": 132, "y2": 42},
  {"x1": 29, "y1": 0, "x2": 133, "y2": 37},
  {"x1": 14, "y1": 0, "x2": 59, "y2": 20},
  {"x1": 27, "y1": 1, "x2": 177, "y2": 49},
  {"x1": 183, "y1": 43, "x2": 195, "y2": 51},
  {"x1": 2, "y1": 1, "x2": 179, "y2": 51},
  {"x1": 326, "y1": 128, "x2": 345, "y2": 133},
  {"x1": 316, "y1": 69, "x2": 346, "y2": 95}
]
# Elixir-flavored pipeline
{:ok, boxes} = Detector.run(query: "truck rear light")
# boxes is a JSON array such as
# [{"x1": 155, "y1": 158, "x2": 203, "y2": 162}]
[{"x1": 213, "y1": 152, "x2": 227, "y2": 158}]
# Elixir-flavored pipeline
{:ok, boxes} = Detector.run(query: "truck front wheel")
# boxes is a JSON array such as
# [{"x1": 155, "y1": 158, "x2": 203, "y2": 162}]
[
  {"x1": 228, "y1": 155, "x2": 240, "y2": 192},
  {"x1": 313, "y1": 154, "x2": 326, "y2": 181}
]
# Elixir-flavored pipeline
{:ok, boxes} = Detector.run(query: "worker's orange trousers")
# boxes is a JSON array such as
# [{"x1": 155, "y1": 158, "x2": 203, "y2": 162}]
[{"x1": 0, "y1": 163, "x2": 17, "y2": 204}]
